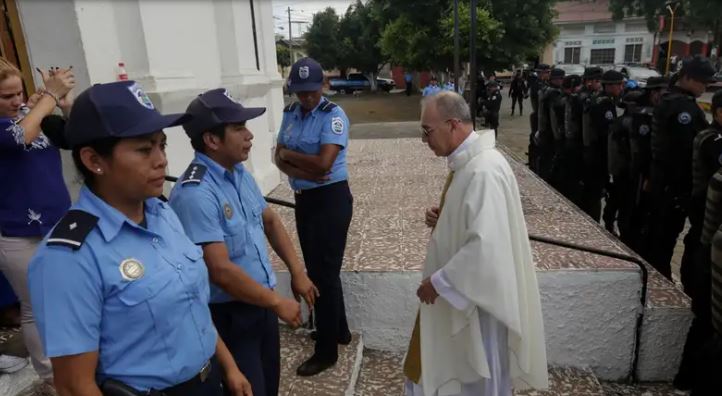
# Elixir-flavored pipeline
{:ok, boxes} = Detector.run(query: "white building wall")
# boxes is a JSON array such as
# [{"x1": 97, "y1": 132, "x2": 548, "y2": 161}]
[
  {"x1": 553, "y1": 19, "x2": 655, "y2": 66},
  {"x1": 16, "y1": 0, "x2": 283, "y2": 199}
]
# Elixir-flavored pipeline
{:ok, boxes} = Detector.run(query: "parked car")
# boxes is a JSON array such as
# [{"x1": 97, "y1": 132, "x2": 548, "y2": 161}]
[
  {"x1": 614, "y1": 65, "x2": 661, "y2": 88},
  {"x1": 556, "y1": 63, "x2": 585, "y2": 76},
  {"x1": 329, "y1": 73, "x2": 395, "y2": 93}
]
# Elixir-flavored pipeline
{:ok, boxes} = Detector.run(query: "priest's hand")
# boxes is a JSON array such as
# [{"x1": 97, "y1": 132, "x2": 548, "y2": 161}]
[
  {"x1": 425, "y1": 207, "x2": 440, "y2": 228},
  {"x1": 417, "y1": 277, "x2": 439, "y2": 304}
]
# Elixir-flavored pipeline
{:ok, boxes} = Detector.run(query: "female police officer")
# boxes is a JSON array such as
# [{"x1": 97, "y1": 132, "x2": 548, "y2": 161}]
[
  {"x1": 275, "y1": 57, "x2": 353, "y2": 376},
  {"x1": 27, "y1": 81, "x2": 252, "y2": 396}
]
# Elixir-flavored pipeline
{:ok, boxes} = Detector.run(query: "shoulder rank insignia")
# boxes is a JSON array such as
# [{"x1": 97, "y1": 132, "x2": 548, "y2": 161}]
[
  {"x1": 181, "y1": 163, "x2": 207, "y2": 186},
  {"x1": 319, "y1": 100, "x2": 338, "y2": 112},
  {"x1": 283, "y1": 102, "x2": 299, "y2": 112},
  {"x1": 47, "y1": 210, "x2": 99, "y2": 250}
]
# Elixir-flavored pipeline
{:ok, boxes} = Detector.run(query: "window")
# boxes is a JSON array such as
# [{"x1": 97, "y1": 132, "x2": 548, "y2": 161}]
[
  {"x1": 590, "y1": 48, "x2": 616, "y2": 64},
  {"x1": 564, "y1": 47, "x2": 581, "y2": 64},
  {"x1": 624, "y1": 44, "x2": 643, "y2": 63}
]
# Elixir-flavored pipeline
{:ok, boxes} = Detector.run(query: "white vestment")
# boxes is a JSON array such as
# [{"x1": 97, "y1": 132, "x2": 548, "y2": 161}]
[{"x1": 406, "y1": 130, "x2": 548, "y2": 396}]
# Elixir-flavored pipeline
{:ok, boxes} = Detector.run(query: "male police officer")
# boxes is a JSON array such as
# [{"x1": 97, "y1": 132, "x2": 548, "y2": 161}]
[
  {"x1": 647, "y1": 56, "x2": 715, "y2": 279},
  {"x1": 564, "y1": 67, "x2": 602, "y2": 207},
  {"x1": 169, "y1": 89, "x2": 319, "y2": 395},
  {"x1": 535, "y1": 68, "x2": 564, "y2": 182},
  {"x1": 553, "y1": 74, "x2": 582, "y2": 198},
  {"x1": 528, "y1": 64, "x2": 550, "y2": 172},
  {"x1": 422, "y1": 77, "x2": 442, "y2": 97},
  {"x1": 481, "y1": 80, "x2": 502, "y2": 137},
  {"x1": 276, "y1": 58, "x2": 354, "y2": 377},
  {"x1": 676, "y1": 90, "x2": 722, "y2": 391},
  {"x1": 581, "y1": 70, "x2": 624, "y2": 224}
]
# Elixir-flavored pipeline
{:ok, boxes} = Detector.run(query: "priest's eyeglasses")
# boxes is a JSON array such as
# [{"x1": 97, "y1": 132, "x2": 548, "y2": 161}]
[{"x1": 421, "y1": 119, "x2": 460, "y2": 137}]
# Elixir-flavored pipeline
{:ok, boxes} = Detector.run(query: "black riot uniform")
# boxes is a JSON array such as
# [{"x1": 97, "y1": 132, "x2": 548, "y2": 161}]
[
  {"x1": 535, "y1": 68, "x2": 564, "y2": 183},
  {"x1": 581, "y1": 70, "x2": 623, "y2": 223},
  {"x1": 481, "y1": 81, "x2": 502, "y2": 137},
  {"x1": 550, "y1": 74, "x2": 580, "y2": 193},
  {"x1": 564, "y1": 67, "x2": 603, "y2": 207},
  {"x1": 647, "y1": 57, "x2": 715, "y2": 280},
  {"x1": 606, "y1": 92, "x2": 637, "y2": 238},
  {"x1": 528, "y1": 64, "x2": 550, "y2": 173}
]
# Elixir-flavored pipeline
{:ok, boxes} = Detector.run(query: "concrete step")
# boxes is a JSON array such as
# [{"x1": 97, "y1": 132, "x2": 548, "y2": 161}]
[
  {"x1": 279, "y1": 326, "x2": 363, "y2": 396},
  {"x1": 1, "y1": 364, "x2": 38, "y2": 396}
]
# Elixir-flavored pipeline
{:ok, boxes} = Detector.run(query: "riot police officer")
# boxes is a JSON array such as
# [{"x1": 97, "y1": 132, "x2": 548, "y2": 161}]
[
  {"x1": 528, "y1": 64, "x2": 550, "y2": 173},
  {"x1": 647, "y1": 55, "x2": 715, "y2": 279},
  {"x1": 564, "y1": 67, "x2": 603, "y2": 207},
  {"x1": 676, "y1": 89, "x2": 722, "y2": 391},
  {"x1": 619, "y1": 77, "x2": 668, "y2": 252},
  {"x1": 481, "y1": 80, "x2": 502, "y2": 137},
  {"x1": 535, "y1": 68, "x2": 564, "y2": 182},
  {"x1": 581, "y1": 70, "x2": 624, "y2": 223},
  {"x1": 550, "y1": 74, "x2": 580, "y2": 193}
]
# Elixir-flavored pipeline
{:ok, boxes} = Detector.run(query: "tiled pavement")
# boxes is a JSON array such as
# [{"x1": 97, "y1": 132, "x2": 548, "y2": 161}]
[{"x1": 268, "y1": 137, "x2": 689, "y2": 310}]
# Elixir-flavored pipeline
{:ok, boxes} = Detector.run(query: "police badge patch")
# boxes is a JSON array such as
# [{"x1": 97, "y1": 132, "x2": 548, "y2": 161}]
[
  {"x1": 331, "y1": 117, "x2": 344, "y2": 135},
  {"x1": 677, "y1": 112, "x2": 692, "y2": 125},
  {"x1": 605, "y1": 110, "x2": 614, "y2": 120},
  {"x1": 299, "y1": 66, "x2": 310, "y2": 79},
  {"x1": 639, "y1": 124, "x2": 650, "y2": 136},
  {"x1": 128, "y1": 83, "x2": 154, "y2": 110},
  {"x1": 119, "y1": 258, "x2": 145, "y2": 281}
]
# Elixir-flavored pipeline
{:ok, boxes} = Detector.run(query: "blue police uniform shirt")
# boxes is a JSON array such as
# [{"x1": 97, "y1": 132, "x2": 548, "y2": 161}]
[
  {"x1": 169, "y1": 152, "x2": 276, "y2": 303},
  {"x1": 28, "y1": 186, "x2": 216, "y2": 391},
  {"x1": 0, "y1": 106, "x2": 70, "y2": 237},
  {"x1": 277, "y1": 98, "x2": 350, "y2": 191},
  {"x1": 422, "y1": 85, "x2": 441, "y2": 97}
]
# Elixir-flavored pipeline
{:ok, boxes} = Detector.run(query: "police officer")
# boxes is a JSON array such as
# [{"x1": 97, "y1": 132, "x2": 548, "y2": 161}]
[
  {"x1": 694, "y1": 222, "x2": 722, "y2": 393},
  {"x1": 27, "y1": 81, "x2": 252, "y2": 396},
  {"x1": 509, "y1": 70, "x2": 527, "y2": 116},
  {"x1": 553, "y1": 74, "x2": 582, "y2": 198},
  {"x1": 564, "y1": 67, "x2": 603, "y2": 207},
  {"x1": 169, "y1": 89, "x2": 320, "y2": 395},
  {"x1": 481, "y1": 80, "x2": 502, "y2": 137},
  {"x1": 581, "y1": 70, "x2": 624, "y2": 224},
  {"x1": 528, "y1": 64, "x2": 550, "y2": 172},
  {"x1": 422, "y1": 77, "x2": 442, "y2": 97},
  {"x1": 535, "y1": 67, "x2": 564, "y2": 182},
  {"x1": 275, "y1": 57, "x2": 353, "y2": 376},
  {"x1": 617, "y1": 77, "x2": 668, "y2": 252},
  {"x1": 676, "y1": 90, "x2": 722, "y2": 391},
  {"x1": 647, "y1": 55, "x2": 715, "y2": 279}
]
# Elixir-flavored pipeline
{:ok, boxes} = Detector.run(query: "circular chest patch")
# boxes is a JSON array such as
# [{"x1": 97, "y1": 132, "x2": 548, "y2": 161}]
[
  {"x1": 120, "y1": 258, "x2": 145, "y2": 281},
  {"x1": 331, "y1": 117, "x2": 344, "y2": 135},
  {"x1": 638, "y1": 124, "x2": 650, "y2": 136},
  {"x1": 223, "y1": 203, "x2": 233, "y2": 219},
  {"x1": 677, "y1": 112, "x2": 692, "y2": 125},
  {"x1": 605, "y1": 110, "x2": 614, "y2": 120}
]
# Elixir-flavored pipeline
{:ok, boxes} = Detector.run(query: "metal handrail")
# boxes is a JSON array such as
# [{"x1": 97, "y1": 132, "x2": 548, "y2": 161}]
[{"x1": 164, "y1": 175, "x2": 648, "y2": 382}]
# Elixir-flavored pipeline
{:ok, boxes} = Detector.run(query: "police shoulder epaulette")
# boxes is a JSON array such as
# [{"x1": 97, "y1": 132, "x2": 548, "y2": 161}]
[
  {"x1": 283, "y1": 102, "x2": 299, "y2": 112},
  {"x1": 319, "y1": 101, "x2": 338, "y2": 112},
  {"x1": 47, "y1": 210, "x2": 99, "y2": 250},
  {"x1": 180, "y1": 163, "x2": 207, "y2": 186}
]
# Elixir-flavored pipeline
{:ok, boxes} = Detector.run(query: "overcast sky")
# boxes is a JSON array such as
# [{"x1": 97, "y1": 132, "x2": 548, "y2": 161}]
[{"x1": 272, "y1": 0, "x2": 355, "y2": 39}]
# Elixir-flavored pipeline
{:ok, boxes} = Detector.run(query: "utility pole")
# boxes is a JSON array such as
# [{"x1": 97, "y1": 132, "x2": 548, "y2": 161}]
[
  {"x1": 453, "y1": 0, "x2": 460, "y2": 91},
  {"x1": 470, "y1": 0, "x2": 478, "y2": 128},
  {"x1": 288, "y1": 6, "x2": 294, "y2": 64},
  {"x1": 664, "y1": 1, "x2": 679, "y2": 76}
]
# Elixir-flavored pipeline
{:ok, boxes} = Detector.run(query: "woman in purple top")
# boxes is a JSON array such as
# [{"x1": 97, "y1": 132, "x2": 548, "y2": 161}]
[{"x1": 0, "y1": 57, "x2": 74, "y2": 388}]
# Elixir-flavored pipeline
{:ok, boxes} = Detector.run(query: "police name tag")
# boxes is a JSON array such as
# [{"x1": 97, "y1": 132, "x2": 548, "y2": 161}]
[{"x1": 120, "y1": 258, "x2": 145, "y2": 281}]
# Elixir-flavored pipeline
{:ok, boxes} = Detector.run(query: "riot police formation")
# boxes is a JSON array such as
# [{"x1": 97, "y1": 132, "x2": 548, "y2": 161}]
[
  {"x1": 528, "y1": 64, "x2": 550, "y2": 173},
  {"x1": 533, "y1": 68, "x2": 565, "y2": 182},
  {"x1": 563, "y1": 67, "x2": 603, "y2": 206},
  {"x1": 549, "y1": 74, "x2": 581, "y2": 192}
]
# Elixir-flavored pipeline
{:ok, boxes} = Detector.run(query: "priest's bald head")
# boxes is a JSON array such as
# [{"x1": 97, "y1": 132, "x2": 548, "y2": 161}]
[{"x1": 420, "y1": 91, "x2": 474, "y2": 157}]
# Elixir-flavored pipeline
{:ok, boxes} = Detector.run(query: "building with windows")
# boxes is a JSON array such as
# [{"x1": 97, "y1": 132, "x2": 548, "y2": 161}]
[
  {"x1": 544, "y1": 0, "x2": 655, "y2": 66},
  {"x1": 7, "y1": 0, "x2": 284, "y2": 199}
]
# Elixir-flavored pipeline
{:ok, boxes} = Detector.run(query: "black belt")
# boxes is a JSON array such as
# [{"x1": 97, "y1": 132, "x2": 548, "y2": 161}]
[{"x1": 157, "y1": 359, "x2": 214, "y2": 395}]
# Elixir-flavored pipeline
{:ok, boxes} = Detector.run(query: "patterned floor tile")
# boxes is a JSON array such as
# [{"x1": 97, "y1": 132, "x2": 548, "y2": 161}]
[
  {"x1": 601, "y1": 381, "x2": 689, "y2": 396},
  {"x1": 354, "y1": 349, "x2": 405, "y2": 396},
  {"x1": 516, "y1": 367, "x2": 605, "y2": 396}
]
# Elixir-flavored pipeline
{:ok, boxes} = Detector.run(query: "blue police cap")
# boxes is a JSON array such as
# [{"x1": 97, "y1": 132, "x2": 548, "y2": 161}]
[
  {"x1": 183, "y1": 88, "x2": 266, "y2": 138},
  {"x1": 287, "y1": 57, "x2": 324, "y2": 93},
  {"x1": 65, "y1": 81, "x2": 189, "y2": 149}
]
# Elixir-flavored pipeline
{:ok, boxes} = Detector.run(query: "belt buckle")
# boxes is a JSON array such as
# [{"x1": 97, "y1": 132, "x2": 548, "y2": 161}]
[{"x1": 199, "y1": 360, "x2": 211, "y2": 383}]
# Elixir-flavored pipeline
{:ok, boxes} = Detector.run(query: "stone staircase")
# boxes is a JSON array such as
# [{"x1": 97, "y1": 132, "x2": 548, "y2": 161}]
[{"x1": 278, "y1": 325, "x2": 687, "y2": 396}]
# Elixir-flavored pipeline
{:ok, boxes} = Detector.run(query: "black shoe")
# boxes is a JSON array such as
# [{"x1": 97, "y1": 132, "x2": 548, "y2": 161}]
[
  {"x1": 309, "y1": 331, "x2": 352, "y2": 345},
  {"x1": 296, "y1": 354, "x2": 337, "y2": 377}
]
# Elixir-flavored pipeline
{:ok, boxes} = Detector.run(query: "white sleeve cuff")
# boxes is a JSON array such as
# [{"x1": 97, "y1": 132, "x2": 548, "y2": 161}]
[{"x1": 430, "y1": 269, "x2": 471, "y2": 311}]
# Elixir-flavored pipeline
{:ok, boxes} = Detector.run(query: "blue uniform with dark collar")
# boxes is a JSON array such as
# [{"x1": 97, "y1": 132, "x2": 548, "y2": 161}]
[
  {"x1": 276, "y1": 98, "x2": 353, "y2": 362},
  {"x1": 27, "y1": 186, "x2": 217, "y2": 392},
  {"x1": 168, "y1": 153, "x2": 281, "y2": 396}
]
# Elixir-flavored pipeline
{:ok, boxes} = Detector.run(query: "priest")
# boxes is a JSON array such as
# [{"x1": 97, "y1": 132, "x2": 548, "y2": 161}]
[{"x1": 405, "y1": 91, "x2": 549, "y2": 395}]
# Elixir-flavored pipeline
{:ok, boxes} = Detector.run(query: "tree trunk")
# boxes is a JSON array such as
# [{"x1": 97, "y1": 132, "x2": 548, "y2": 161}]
[{"x1": 368, "y1": 72, "x2": 378, "y2": 91}]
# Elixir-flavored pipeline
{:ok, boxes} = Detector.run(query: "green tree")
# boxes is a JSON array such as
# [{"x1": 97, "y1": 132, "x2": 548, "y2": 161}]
[
  {"x1": 337, "y1": 0, "x2": 389, "y2": 89},
  {"x1": 305, "y1": 7, "x2": 342, "y2": 70},
  {"x1": 276, "y1": 43, "x2": 291, "y2": 68}
]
